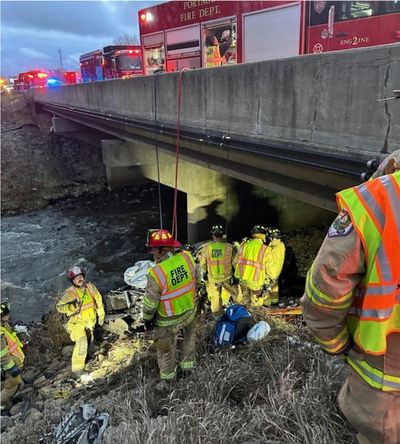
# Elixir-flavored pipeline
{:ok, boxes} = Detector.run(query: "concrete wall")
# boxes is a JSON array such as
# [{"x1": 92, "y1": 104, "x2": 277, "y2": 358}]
[{"x1": 34, "y1": 44, "x2": 400, "y2": 156}]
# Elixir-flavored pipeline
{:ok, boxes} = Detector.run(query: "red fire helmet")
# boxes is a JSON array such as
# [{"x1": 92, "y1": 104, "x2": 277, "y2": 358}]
[
  {"x1": 68, "y1": 266, "x2": 85, "y2": 281},
  {"x1": 146, "y1": 229, "x2": 181, "y2": 248}
]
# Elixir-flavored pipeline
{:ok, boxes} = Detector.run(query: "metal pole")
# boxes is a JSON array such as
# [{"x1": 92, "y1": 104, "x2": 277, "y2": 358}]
[{"x1": 58, "y1": 49, "x2": 64, "y2": 72}]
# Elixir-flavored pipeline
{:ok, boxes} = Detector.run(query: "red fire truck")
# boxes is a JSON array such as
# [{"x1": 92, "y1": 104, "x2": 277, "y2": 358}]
[
  {"x1": 138, "y1": 1, "x2": 400, "y2": 74},
  {"x1": 79, "y1": 45, "x2": 144, "y2": 82},
  {"x1": 14, "y1": 70, "x2": 49, "y2": 91}
]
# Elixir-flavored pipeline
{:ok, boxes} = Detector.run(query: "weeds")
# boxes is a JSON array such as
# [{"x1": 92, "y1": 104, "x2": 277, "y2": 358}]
[{"x1": 98, "y1": 315, "x2": 353, "y2": 444}]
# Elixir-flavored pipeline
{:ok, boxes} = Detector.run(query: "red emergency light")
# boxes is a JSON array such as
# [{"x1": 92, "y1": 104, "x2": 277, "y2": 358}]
[{"x1": 140, "y1": 13, "x2": 146, "y2": 21}]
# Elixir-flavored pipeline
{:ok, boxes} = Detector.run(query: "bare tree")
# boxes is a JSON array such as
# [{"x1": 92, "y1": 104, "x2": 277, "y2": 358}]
[{"x1": 113, "y1": 33, "x2": 139, "y2": 45}]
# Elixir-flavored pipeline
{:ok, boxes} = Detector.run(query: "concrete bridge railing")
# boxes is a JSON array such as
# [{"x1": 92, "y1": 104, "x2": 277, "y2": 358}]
[{"x1": 33, "y1": 44, "x2": 400, "y2": 156}]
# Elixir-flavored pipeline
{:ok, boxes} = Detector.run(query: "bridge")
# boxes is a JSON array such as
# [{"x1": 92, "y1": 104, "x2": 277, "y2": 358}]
[{"x1": 30, "y1": 44, "x2": 400, "y2": 241}]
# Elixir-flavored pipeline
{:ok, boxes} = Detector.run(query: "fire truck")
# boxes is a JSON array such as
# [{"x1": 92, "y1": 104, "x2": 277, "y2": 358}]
[
  {"x1": 14, "y1": 70, "x2": 49, "y2": 91},
  {"x1": 79, "y1": 45, "x2": 144, "y2": 82},
  {"x1": 138, "y1": 1, "x2": 400, "y2": 74}
]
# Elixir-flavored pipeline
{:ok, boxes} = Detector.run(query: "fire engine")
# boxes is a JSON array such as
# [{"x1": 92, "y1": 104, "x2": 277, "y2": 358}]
[
  {"x1": 138, "y1": 1, "x2": 400, "y2": 74},
  {"x1": 79, "y1": 45, "x2": 144, "y2": 82},
  {"x1": 14, "y1": 70, "x2": 49, "y2": 91}
]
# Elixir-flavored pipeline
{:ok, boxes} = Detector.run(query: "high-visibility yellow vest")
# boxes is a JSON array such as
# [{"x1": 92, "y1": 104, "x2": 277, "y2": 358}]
[
  {"x1": 207, "y1": 45, "x2": 226, "y2": 67},
  {"x1": 234, "y1": 239, "x2": 270, "y2": 290},
  {"x1": 149, "y1": 251, "x2": 196, "y2": 319},
  {"x1": 337, "y1": 171, "x2": 400, "y2": 391},
  {"x1": 66, "y1": 283, "x2": 98, "y2": 322},
  {"x1": 0, "y1": 325, "x2": 25, "y2": 368},
  {"x1": 204, "y1": 241, "x2": 233, "y2": 282}
]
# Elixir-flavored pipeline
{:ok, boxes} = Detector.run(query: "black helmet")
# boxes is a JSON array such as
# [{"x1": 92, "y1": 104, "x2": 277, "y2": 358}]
[
  {"x1": 251, "y1": 225, "x2": 266, "y2": 235},
  {"x1": 268, "y1": 228, "x2": 281, "y2": 239},
  {"x1": 0, "y1": 302, "x2": 10, "y2": 317},
  {"x1": 210, "y1": 225, "x2": 224, "y2": 236}
]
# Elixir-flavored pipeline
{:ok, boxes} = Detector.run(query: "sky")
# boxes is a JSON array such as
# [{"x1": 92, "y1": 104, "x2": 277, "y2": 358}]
[{"x1": 1, "y1": 0, "x2": 157, "y2": 77}]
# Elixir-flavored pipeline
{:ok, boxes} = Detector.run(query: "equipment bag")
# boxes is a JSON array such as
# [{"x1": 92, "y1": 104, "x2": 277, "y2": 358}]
[{"x1": 213, "y1": 304, "x2": 255, "y2": 347}]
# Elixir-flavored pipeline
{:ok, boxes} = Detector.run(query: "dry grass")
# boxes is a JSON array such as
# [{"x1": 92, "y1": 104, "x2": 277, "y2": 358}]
[
  {"x1": 94, "y1": 314, "x2": 353, "y2": 444},
  {"x1": 25, "y1": 310, "x2": 71, "y2": 366}
]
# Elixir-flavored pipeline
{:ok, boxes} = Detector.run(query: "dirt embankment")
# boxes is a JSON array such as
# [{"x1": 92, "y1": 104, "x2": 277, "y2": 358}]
[
  {"x1": 1, "y1": 310, "x2": 353, "y2": 444},
  {"x1": 1, "y1": 93, "x2": 107, "y2": 215}
]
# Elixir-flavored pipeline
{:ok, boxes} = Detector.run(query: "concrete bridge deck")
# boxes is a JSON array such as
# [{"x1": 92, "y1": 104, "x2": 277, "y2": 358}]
[{"x1": 30, "y1": 44, "x2": 400, "y2": 239}]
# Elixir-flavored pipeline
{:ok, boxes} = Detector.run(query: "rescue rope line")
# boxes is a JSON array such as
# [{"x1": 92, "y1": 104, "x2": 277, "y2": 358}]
[
  {"x1": 154, "y1": 75, "x2": 163, "y2": 229},
  {"x1": 171, "y1": 69, "x2": 188, "y2": 239}
]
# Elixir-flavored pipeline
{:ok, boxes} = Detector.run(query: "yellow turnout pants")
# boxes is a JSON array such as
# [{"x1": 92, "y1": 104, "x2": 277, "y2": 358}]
[
  {"x1": 153, "y1": 319, "x2": 196, "y2": 380},
  {"x1": 1, "y1": 372, "x2": 23, "y2": 409},
  {"x1": 66, "y1": 321, "x2": 94, "y2": 373},
  {"x1": 206, "y1": 280, "x2": 238, "y2": 315}
]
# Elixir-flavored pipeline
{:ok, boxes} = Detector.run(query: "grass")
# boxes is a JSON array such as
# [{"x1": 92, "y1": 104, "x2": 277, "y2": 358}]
[{"x1": 89, "y1": 312, "x2": 354, "y2": 444}]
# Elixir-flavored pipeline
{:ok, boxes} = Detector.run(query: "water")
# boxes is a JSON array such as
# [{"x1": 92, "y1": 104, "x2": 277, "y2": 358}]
[{"x1": 1, "y1": 185, "x2": 174, "y2": 322}]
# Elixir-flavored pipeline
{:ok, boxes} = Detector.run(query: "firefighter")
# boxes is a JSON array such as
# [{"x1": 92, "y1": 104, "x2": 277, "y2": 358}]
[
  {"x1": 206, "y1": 32, "x2": 231, "y2": 67},
  {"x1": 1, "y1": 302, "x2": 24, "y2": 415},
  {"x1": 266, "y1": 228, "x2": 286, "y2": 305},
  {"x1": 56, "y1": 266, "x2": 105, "y2": 377},
  {"x1": 233, "y1": 225, "x2": 274, "y2": 307},
  {"x1": 143, "y1": 229, "x2": 199, "y2": 382},
  {"x1": 198, "y1": 225, "x2": 237, "y2": 316},
  {"x1": 301, "y1": 150, "x2": 400, "y2": 444}
]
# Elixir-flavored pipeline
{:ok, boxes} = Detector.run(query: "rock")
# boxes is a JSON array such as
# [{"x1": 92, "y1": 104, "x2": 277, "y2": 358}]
[
  {"x1": 22, "y1": 367, "x2": 40, "y2": 383},
  {"x1": 18, "y1": 386, "x2": 34, "y2": 396},
  {"x1": 10, "y1": 402, "x2": 25, "y2": 416},
  {"x1": 33, "y1": 375, "x2": 47, "y2": 387},
  {"x1": 102, "y1": 318, "x2": 130, "y2": 338},
  {"x1": 0, "y1": 416, "x2": 15, "y2": 432},
  {"x1": 62, "y1": 345, "x2": 74, "y2": 357}
]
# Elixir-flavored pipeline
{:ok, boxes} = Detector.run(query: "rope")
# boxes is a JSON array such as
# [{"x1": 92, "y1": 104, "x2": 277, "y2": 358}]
[
  {"x1": 171, "y1": 69, "x2": 188, "y2": 239},
  {"x1": 154, "y1": 75, "x2": 163, "y2": 229}
]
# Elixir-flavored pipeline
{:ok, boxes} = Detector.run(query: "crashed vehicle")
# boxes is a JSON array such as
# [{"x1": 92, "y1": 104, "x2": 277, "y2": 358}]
[{"x1": 101, "y1": 260, "x2": 154, "y2": 337}]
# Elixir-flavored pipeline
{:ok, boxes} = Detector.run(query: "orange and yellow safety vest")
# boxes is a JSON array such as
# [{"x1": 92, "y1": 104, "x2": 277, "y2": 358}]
[
  {"x1": 65, "y1": 283, "x2": 98, "y2": 322},
  {"x1": 203, "y1": 241, "x2": 233, "y2": 282},
  {"x1": 148, "y1": 251, "x2": 196, "y2": 322},
  {"x1": 207, "y1": 45, "x2": 226, "y2": 67},
  {"x1": 0, "y1": 325, "x2": 25, "y2": 369},
  {"x1": 234, "y1": 239, "x2": 270, "y2": 290},
  {"x1": 338, "y1": 171, "x2": 400, "y2": 391}
]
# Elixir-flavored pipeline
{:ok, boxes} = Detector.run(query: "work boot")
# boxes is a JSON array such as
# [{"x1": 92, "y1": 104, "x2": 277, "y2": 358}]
[
  {"x1": 177, "y1": 367, "x2": 194, "y2": 380},
  {"x1": 154, "y1": 379, "x2": 173, "y2": 395}
]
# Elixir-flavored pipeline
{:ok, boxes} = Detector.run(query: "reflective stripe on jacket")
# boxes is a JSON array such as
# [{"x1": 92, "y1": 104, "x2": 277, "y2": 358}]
[
  {"x1": 234, "y1": 239, "x2": 270, "y2": 290},
  {"x1": 337, "y1": 171, "x2": 400, "y2": 355},
  {"x1": 146, "y1": 251, "x2": 196, "y2": 326},
  {"x1": 57, "y1": 282, "x2": 104, "y2": 326},
  {"x1": 206, "y1": 45, "x2": 226, "y2": 67},
  {"x1": 0, "y1": 325, "x2": 25, "y2": 369},
  {"x1": 202, "y1": 241, "x2": 233, "y2": 283}
]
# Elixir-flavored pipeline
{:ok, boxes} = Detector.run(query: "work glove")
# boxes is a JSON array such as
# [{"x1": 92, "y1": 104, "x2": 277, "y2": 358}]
[
  {"x1": 98, "y1": 318, "x2": 104, "y2": 327},
  {"x1": 8, "y1": 365, "x2": 21, "y2": 378},
  {"x1": 144, "y1": 319, "x2": 155, "y2": 332}
]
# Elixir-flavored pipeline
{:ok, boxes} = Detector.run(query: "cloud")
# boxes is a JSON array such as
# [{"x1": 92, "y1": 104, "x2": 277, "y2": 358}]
[
  {"x1": 1, "y1": 1, "x2": 157, "y2": 76},
  {"x1": 20, "y1": 47, "x2": 51, "y2": 59}
]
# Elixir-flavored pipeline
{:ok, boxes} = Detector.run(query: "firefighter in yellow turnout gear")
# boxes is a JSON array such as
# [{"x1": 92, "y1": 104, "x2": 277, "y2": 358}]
[
  {"x1": 301, "y1": 150, "x2": 400, "y2": 444},
  {"x1": 1, "y1": 302, "x2": 25, "y2": 414},
  {"x1": 56, "y1": 266, "x2": 105, "y2": 376},
  {"x1": 143, "y1": 229, "x2": 199, "y2": 381},
  {"x1": 233, "y1": 225, "x2": 275, "y2": 307},
  {"x1": 198, "y1": 225, "x2": 237, "y2": 316},
  {"x1": 266, "y1": 228, "x2": 286, "y2": 305}
]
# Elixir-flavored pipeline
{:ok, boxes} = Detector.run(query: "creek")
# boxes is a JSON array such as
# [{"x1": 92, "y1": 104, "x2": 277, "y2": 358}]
[{"x1": 1, "y1": 185, "x2": 171, "y2": 322}]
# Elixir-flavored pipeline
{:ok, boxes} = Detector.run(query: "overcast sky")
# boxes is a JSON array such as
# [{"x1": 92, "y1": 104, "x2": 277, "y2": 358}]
[{"x1": 1, "y1": 1, "x2": 156, "y2": 77}]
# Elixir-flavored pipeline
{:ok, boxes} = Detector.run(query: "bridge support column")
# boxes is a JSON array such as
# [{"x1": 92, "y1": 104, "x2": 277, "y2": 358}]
[{"x1": 102, "y1": 139, "x2": 149, "y2": 189}]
